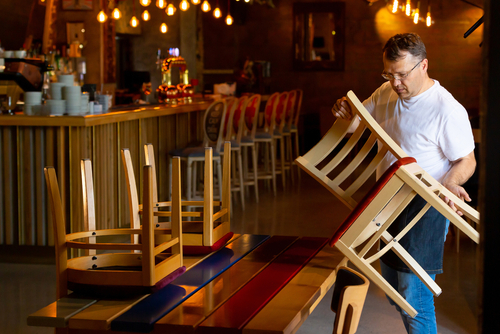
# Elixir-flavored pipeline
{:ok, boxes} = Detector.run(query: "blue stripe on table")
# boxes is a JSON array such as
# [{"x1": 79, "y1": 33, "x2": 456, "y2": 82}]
[
  {"x1": 154, "y1": 235, "x2": 299, "y2": 332},
  {"x1": 197, "y1": 237, "x2": 329, "y2": 334},
  {"x1": 111, "y1": 234, "x2": 270, "y2": 333}
]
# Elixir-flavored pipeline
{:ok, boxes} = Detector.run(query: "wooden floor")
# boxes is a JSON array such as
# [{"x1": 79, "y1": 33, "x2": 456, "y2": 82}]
[{"x1": 0, "y1": 172, "x2": 479, "y2": 334}]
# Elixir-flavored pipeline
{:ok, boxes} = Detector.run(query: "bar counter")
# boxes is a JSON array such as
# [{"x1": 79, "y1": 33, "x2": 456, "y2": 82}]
[{"x1": 0, "y1": 99, "x2": 213, "y2": 247}]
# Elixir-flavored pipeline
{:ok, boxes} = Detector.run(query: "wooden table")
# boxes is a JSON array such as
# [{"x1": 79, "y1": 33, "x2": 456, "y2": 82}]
[{"x1": 27, "y1": 234, "x2": 346, "y2": 334}]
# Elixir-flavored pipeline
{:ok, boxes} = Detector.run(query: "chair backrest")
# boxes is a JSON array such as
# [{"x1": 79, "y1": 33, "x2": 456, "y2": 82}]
[
  {"x1": 273, "y1": 92, "x2": 289, "y2": 134},
  {"x1": 120, "y1": 149, "x2": 142, "y2": 231},
  {"x1": 81, "y1": 159, "x2": 96, "y2": 255},
  {"x1": 285, "y1": 90, "x2": 297, "y2": 126},
  {"x1": 223, "y1": 97, "x2": 238, "y2": 141},
  {"x1": 295, "y1": 90, "x2": 408, "y2": 210},
  {"x1": 331, "y1": 266, "x2": 369, "y2": 334},
  {"x1": 231, "y1": 96, "x2": 249, "y2": 145},
  {"x1": 292, "y1": 88, "x2": 303, "y2": 127},
  {"x1": 263, "y1": 92, "x2": 279, "y2": 132},
  {"x1": 243, "y1": 94, "x2": 262, "y2": 140},
  {"x1": 203, "y1": 99, "x2": 227, "y2": 153}
]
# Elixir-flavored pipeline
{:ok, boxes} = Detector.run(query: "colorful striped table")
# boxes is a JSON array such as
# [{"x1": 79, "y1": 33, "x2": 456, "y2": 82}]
[{"x1": 28, "y1": 234, "x2": 345, "y2": 334}]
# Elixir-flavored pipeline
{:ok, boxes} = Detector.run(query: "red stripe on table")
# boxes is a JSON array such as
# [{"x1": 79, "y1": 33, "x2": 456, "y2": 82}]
[{"x1": 197, "y1": 237, "x2": 328, "y2": 334}]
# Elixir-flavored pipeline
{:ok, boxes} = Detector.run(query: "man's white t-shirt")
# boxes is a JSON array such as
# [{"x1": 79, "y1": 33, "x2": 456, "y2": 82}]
[{"x1": 362, "y1": 80, "x2": 475, "y2": 182}]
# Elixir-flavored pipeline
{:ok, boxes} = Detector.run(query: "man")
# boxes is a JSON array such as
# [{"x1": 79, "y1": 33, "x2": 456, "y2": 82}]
[{"x1": 332, "y1": 33, "x2": 476, "y2": 333}]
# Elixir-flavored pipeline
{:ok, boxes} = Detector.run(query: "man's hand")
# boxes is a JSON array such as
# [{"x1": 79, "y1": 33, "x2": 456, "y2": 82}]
[
  {"x1": 332, "y1": 96, "x2": 353, "y2": 120},
  {"x1": 441, "y1": 151, "x2": 476, "y2": 216},
  {"x1": 442, "y1": 182, "x2": 471, "y2": 216}
]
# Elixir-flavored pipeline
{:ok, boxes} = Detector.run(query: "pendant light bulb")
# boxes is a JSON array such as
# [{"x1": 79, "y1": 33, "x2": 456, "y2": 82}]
[
  {"x1": 191, "y1": 0, "x2": 201, "y2": 4},
  {"x1": 160, "y1": 22, "x2": 168, "y2": 33},
  {"x1": 97, "y1": 10, "x2": 108, "y2": 22},
  {"x1": 391, "y1": 0, "x2": 398, "y2": 13},
  {"x1": 140, "y1": 0, "x2": 151, "y2": 6},
  {"x1": 180, "y1": 0, "x2": 190, "y2": 11},
  {"x1": 405, "y1": 0, "x2": 411, "y2": 16},
  {"x1": 156, "y1": 0, "x2": 166, "y2": 9},
  {"x1": 166, "y1": 3, "x2": 176, "y2": 15},
  {"x1": 112, "y1": 8, "x2": 122, "y2": 20},
  {"x1": 225, "y1": 14, "x2": 233, "y2": 25},
  {"x1": 413, "y1": 9, "x2": 419, "y2": 24},
  {"x1": 142, "y1": 9, "x2": 150, "y2": 21},
  {"x1": 245, "y1": 0, "x2": 250, "y2": 2},
  {"x1": 130, "y1": 15, "x2": 139, "y2": 27},
  {"x1": 426, "y1": 5, "x2": 432, "y2": 27},
  {"x1": 213, "y1": 6, "x2": 221, "y2": 18},
  {"x1": 201, "y1": 0, "x2": 211, "y2": 11}
]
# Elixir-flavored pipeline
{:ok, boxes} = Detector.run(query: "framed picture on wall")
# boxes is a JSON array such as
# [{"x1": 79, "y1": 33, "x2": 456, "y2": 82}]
[{"x1": 62, "y1": 0, "x2": 93, "y2": 10}]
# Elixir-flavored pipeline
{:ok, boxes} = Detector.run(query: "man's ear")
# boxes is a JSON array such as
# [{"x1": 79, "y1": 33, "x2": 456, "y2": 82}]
[{"x1": 422, "y1": 58, "x2": 429, "y2": 72}]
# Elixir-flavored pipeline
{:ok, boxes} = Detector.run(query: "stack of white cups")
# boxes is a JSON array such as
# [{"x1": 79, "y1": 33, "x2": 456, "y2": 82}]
[
  {"x1": 45, "y1": 100, "x2": 66, "y2": 116},
  {"x1": 24, "y1": 92, "x2": 42, "y2": 115},
  {"x1": 63, "y1": 86, "x2": 82, "y2": 115},
  {"x1": 81, "y1": 92, "x2": 90, "y2": 114},
  {"x1": 96, "y1": 94, "x2": 111, "y2": 112},
  {"x1": 49, "y1": 82, "x2": 66, "y2": 100}
]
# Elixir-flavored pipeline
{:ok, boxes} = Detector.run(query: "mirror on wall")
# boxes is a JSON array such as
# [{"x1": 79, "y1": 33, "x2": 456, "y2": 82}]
[{"x1": 293, "y1": 2, "x2": 345, "y2": 71}]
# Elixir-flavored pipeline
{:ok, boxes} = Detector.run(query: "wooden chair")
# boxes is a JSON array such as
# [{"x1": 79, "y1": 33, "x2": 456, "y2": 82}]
[
  {"x1": 297, "y1": 90, "x2": 480, "y2": 317},
  {"x1": 223, "y1": 96, "x2": 248, "y2": 209},
  {"x1": 169, "y1": 99, "x2": 227, "y2": 201},
  {"x1": 240, "y1": 94, "x2": 262, "y2": 202},
  {"x1": 289, "y1": 88, "x2": 303, "y2": 181},
  {"x1": 123, "y1": 142, "x2": 233, "y2": 255},
  {"x1": 255, "y1": 92, "x2": 279, "y2": 195},
  {"x1": 44, "y1": 160, "x2": 184, "y2": 299},
  {"x1": 331, "y1": 266, "x2": 369, "y2": 334}
]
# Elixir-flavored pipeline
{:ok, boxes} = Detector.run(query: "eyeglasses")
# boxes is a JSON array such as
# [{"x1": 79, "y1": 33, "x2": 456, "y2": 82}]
[{"x1": 381, "y1": 59, "x2": 423, "y2": 81}]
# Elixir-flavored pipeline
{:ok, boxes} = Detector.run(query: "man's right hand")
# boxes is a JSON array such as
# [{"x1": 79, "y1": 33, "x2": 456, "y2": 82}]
[{"x1": 332, "y1": 96, "x2": 353, "y2": 120}]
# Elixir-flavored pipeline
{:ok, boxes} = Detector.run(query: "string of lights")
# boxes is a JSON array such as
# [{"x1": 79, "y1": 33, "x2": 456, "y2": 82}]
[{"x1": 390, "y1": 0, "x2": 433, "y2": 27}]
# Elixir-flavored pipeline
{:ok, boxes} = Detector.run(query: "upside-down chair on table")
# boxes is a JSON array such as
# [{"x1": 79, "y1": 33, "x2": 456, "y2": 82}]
[
  {"x1": 122, "y1": 142, "x2": 233, "y2": 255},
  {"x1": 44, "y1": 159, "x2": 184, "y2": 299},
  {"x1": 296, "y1": 90, "x2": 480, "y2": 317}
]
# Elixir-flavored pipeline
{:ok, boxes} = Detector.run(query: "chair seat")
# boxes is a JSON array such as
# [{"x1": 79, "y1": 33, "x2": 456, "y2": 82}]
[
  {"x1": 169, "y1": 146, "x2": 221, "y2": 158},
  {"x1": 241, "y1": 135, "x2": 255, "y2": 144},
  {"x1": 329, "y1": 157, "x2": 417, "y2": 246},
  {"x1": 254, "y1": 131, "x2": 273, "y2": 140}
]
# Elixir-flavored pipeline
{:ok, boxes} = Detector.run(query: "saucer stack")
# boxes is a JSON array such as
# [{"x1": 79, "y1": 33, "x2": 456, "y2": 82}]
[
  {"x1": 24, "y1": 92, "x2": 42, "y2": 115},
  {"x1": 81, "y1": 93, "x2": 90, "y2": 114},
  {"x1": 96, "y1": 94, "x2": 111, "y2": 112},
  {"x1": 45, "y1": 100, "x2": 66, "y2": 116},
  {"x1": 49, "y1": 82, "x2": 66, "y2": 100},
  {"x1": 57, "y1": 74, "x2": 75, "y2": 87},
  {"x1": 63, "y1": 86, "x2": 82, "y2": 115}
]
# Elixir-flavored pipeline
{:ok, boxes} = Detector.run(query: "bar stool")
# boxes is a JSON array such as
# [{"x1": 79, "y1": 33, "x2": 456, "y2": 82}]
[
  {"x1": 255, "y1": 92, "x2": 279, "y2": 195},
  {"x1": 289, "y1": 89, "x2": 303, "y2": 181},
  {"x1": 222, "y1": 96, "x2": 248, "y2": 210},
  {"x1": 168, "y1": 99, "x2": 227, "y2": 201},
  {"x1": 240, "y1": 94, "x2": 262, "y2": 202},
  {"x1": 272, "y1": 91, "x2": 291, "y2": 189}
]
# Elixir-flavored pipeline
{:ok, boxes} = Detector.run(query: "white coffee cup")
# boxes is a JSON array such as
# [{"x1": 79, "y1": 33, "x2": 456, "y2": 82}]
[
  {"x1": 14, "y1": 50, "x2": 26, "y2": 59},
  {"x1": 3, "y1": 51, "x2": 13, "y2": 58}
]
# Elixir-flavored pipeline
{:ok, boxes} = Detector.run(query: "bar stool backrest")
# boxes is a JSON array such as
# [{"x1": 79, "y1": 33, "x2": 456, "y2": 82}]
[
  {"x1": 292, "y1": 89, "x2": 303, "y2": 128},
  {"x1": 244, "y1": 94, "x2": 262, "y2": 139},
  {"x1": 203, "y1": 99, "x2": 228, "y2": 153},
  {"x1": 273, "y1": 92, "x2": 289, "y2": 134},
  {"x1": 232, "y1": 96, "x2": 249, "y2": 144},
  {"x1": 264, "y1": 92, "x2": 279, "y2": 132},
  {"x1": 285, "y1": 90, "x2": 297, "y2": 125},
  {"x1": 223, "y1": 97, "x2": 238, "y2": 140}
]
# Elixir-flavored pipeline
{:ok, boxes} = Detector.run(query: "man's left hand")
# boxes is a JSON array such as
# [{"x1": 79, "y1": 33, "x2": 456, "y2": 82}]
[{"x1": 442, "y1": 182, "x2": 471, "y2": 216}]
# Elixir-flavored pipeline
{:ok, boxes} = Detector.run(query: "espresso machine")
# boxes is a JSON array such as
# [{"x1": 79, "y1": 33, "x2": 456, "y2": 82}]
[{"x1": 0, "y1": 58, "x2": 49, "y2": 114}]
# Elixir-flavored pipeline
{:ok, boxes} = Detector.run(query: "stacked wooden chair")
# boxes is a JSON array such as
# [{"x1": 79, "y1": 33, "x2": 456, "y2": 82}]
[
  {"x1": 44, "y1": 159, "x2": 184, "y2": 299},
  {"x1": 122, "y1": 142, "x2": 233, "y2": 255},
  {"x1": 296, "y1": 90, "x2": 480, "y2": 317}
]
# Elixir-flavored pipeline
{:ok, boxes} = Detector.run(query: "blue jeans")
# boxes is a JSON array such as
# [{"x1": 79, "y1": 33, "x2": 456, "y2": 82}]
[{"x1": 380, "y1": 260, "x2": 437, "y2": 334}]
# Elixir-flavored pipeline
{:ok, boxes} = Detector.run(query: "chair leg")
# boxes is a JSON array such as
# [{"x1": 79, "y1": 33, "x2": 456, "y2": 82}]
[
  {"x1": 251, "y1": 145, "x2": 259, "y2": 203},
  {"x1": 279, "y1": 137, "x2": 286, "y2": 190},
  {"x1": 237, "y1": 149, "x2": 245, "y2": 210},
  {"x1": 216, "y1": 158, "x2": 223, "y2": 201},
  {"x1": 270, "y1": 140, "x2": 277, "y2": 196},
  {"x1": 286, "y1": 134, "x2": 295, "y2": 185},
  {"x1": 336, "y1": 241, "x2": 418, "y2": 318}
]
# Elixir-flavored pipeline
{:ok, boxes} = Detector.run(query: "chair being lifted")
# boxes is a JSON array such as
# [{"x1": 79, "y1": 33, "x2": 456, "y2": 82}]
[
  {"x1": 295, "y1": 90, "x2": 480, "y2": 317},
  {"x1": 44, "y1": 159, "x2": 184, "y2": 299},
  {"x1": 122, "y1": 142, "x2": 233, "y2": 255}
]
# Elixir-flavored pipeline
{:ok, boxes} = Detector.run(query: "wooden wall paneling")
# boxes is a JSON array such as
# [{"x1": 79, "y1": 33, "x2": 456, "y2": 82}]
[
  {"x1": 34, "y1": 127, "x2": 47, "y2": 245},
  {"x1": 19, "y1": 127, "x2": 36, "y2": 245},
  {"x1": 158, "y1": 115, "x2": 177, "y2": 202},
  {"x1": 46, "y1": 127, "x2": 56, "y2": 246},
  {"x1": 3, "y1": 126, "x2": 20, "y2": 245}
]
